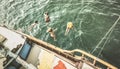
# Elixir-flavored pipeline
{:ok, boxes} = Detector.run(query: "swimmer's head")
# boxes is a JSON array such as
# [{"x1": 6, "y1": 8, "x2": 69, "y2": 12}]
[
  {"x1": 35, "y1": 21, "x2": 38, "y2": 23},
  {"x1": 47, "y1": 27, "x2": 53, "y2": 32}
]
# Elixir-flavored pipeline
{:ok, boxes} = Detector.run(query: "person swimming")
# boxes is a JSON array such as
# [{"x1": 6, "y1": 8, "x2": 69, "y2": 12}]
[
  {"x1": 44, "y1": 12, "x2": 50, "y2": 23},
  {"x1": 65, "y1": 22, "x2": 73, "y2": 35},
  {"x1": 28, "y1": 21, "x2": 38, "y2": 31},
  {"x1": 47, "y1": 27, "x2": 56, "y2": 41}
]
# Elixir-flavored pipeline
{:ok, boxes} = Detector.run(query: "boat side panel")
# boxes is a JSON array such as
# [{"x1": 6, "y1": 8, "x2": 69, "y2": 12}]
[
  {"x1": 37, "y1": 49, "x2": 77, "y2": 69},
  {"x1": 53, "y1": 56, "x2": 77, "y2": 69},
  {"x1": 20, "y1": 44, "x2": 41, "y2": 69},
  {"x1": 0, "y1": 27, "x2": 25, "y2": 50}
]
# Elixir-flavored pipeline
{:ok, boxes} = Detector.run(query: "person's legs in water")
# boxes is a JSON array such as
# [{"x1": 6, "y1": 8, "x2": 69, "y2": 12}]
[
  {"x1": 50, "y1": 32, "x2": 56, "y2": 41},
  {"x1": 65, "y1": 27, "x2": 70, "y2": 35},
  {"x1": 44, "y1": 12, "x2": 50, "y2": 23},
  {"x1": 47, "y1": 28, "x2": 56, "y2": 41}
]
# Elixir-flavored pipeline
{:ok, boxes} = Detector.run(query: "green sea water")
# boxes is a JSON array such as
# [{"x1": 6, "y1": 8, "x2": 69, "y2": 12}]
[{"x1": 0, "y1": 0, "x2": 120, "y2": 68}]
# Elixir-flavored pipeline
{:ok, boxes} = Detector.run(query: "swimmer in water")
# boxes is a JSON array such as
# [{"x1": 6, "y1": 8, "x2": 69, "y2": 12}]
[
  {"x1": 44, "y1": 12, "x2": 50, "y2": 23},
  {"x1": 47, "y1": 27, "x2": 56, "y2": 41},
  {"x1": 29, "y1": 21, "x2": 38, "y2": 31},
  {"x1": 65, "y1": 22, "x2": 73, "y2": 35}
]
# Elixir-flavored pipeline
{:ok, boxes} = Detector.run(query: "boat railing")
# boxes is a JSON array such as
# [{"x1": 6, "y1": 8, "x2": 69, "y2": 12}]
[{"x1": 64, "y1": 49, "x2": 118, "y2": 69}]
